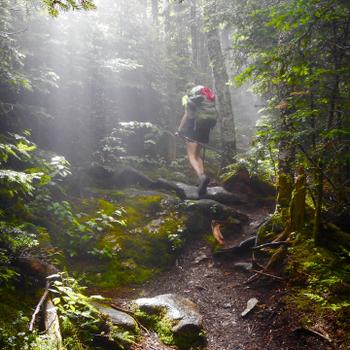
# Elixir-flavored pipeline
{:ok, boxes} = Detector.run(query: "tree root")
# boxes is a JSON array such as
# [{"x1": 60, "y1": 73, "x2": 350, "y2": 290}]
[{"x1": 29, "y1": 280, "x2": 50, "y2": 331}]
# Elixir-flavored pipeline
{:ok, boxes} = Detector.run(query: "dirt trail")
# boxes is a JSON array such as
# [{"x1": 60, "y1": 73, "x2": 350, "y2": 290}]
[{"x1": 115, "y1": 204, "x2": 333, "y2": 350}]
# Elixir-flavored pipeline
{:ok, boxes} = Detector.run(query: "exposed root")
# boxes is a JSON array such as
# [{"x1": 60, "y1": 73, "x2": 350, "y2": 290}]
[{"x1": 29, "y1": 280, "x2": 50, "y2": 331}]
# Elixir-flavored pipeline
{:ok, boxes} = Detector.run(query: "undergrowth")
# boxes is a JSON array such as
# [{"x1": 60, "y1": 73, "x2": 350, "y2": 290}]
[{"x1": 285, "y1": 231, "x2": 350, "y2": 344}]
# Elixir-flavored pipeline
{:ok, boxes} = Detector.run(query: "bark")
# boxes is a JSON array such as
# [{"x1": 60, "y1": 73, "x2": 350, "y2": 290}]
[
  {"x1": 190, "y1": 0, "x2": 198, "y2": 70},
  {"x1": 203, "y1": 0, "x2": 236, "y2": 165},
  {"x1": 276, "y1": 111, "x2": 295, "y2": 215},
  {"x1": 289, "y1": 171, "x2": 306, "y2": 231},
  {"x1": 313, "y1": 164, "x2": 324, "y2": 245}
]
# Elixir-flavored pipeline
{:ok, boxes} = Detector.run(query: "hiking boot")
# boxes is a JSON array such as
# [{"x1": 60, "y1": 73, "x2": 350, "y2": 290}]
[{"x1": 198, "y1": 174, "x2": 210, "y2": 198}]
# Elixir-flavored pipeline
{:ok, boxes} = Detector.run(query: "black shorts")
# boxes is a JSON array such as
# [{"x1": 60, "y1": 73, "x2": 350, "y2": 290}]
[{"x1": 182, "y1": 118, "x2": 211, "y2": 144}]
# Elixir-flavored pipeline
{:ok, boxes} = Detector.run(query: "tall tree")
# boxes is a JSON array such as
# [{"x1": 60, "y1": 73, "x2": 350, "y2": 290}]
[{"x1": 203, "y1": 0, "x2": 237, "y2": 165}]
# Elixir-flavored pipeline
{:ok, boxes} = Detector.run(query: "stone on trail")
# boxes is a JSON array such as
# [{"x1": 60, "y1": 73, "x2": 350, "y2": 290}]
[
  {"x1": 93, "y1": 303, "x2": 138, "y2": 333},
  {"x1": 134, "y1": 293, "x2": 204, "y2": 348},
  {"x1": 233, "y1": 262, "x2": 253, "y2": 271},
  {"x1": 241, "y1": 297, "x2": 259, "y2": 317},
  {"x1": 156, "y1": 178, "x2": 248, "y2": 204},
  {"x1": 185, "y1": 199, "x2": 248, "y2": 223}
]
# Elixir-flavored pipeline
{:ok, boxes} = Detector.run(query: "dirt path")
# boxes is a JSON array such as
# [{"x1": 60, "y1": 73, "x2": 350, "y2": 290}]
[{"x1": 115, "y1": 205, "x2": 333, "y2": 350}]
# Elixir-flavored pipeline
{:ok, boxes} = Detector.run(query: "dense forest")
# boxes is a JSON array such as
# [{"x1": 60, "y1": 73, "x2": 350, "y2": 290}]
[{"x1": 0, "y1": 0, "x2": 349, "y2": 349}]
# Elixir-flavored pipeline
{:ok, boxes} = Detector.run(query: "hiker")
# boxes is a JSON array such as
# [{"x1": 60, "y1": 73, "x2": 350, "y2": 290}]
[{"x1": 175, "y1": 84, "x2": 217, "y2": 196}]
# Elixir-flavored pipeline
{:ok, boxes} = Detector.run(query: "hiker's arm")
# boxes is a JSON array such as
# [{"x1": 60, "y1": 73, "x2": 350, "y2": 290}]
[{"x1": 177, "y1": 109, "x2": 188, "y2": 133}]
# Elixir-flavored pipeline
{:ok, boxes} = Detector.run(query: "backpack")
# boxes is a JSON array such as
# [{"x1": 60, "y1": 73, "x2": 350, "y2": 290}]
[{"x1": 188, "y1": 85, "x2": 217, "y2": 129}]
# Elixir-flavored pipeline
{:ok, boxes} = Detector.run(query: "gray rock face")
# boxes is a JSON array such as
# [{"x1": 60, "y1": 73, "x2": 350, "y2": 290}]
[
  {"x1": 94, "y1": 304, "x2": 138, "y2": 332},
  {"x1": 135, "y1": 294, "x2": 204, "y2": 348}
]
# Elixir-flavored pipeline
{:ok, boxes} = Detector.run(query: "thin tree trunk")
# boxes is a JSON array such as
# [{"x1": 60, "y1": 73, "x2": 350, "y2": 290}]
[
  {"x1": 190, "y1": 0, "x2": 198, "y2": 71},
  {"x1": 313, "y1": 163, "x2": 323, "y2": 245},
  {"x1": 203, "y1": 0, "x2": 236, "y2": 165}
]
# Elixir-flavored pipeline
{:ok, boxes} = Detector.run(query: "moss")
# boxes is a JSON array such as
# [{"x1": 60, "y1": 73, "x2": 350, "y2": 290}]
[
  {"x1": 203, "y1": 233, "x2": 221, "y2": 251},
  {"x1": 285, "y1": 230, "x2": 350, "y2": 338},
  {"x1": 134, "y1": 307, "x2": 204, "y2": 349},
  {"x1": 276, "y1": 173, "x2": 293, "y2": 215},
  {"x1": 68, "y1": 190, "x2": 186, "y2": 289},
  {"x1": 257, "y1": 212, "x2": 284, "y2": 243},
  {"x1": 133, "y1": 308, "x2": 174, "y2": 345}
]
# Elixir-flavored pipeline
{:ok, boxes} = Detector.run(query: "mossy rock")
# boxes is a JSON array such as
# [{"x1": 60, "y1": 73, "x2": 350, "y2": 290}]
[{"x1": 133, "y1": 294, "x2": 205, "y2": 349}]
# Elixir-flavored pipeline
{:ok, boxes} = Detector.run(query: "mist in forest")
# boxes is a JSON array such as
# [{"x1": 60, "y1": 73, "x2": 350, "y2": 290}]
[
  {"x1": 7, "y1": 0, "x2": 260, "y2": 163},
  {"x1": 1, "y1": 1, "x2": 350, "y2": 349}
]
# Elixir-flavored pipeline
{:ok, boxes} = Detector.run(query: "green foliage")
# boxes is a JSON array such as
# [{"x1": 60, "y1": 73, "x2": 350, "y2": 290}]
[
  {"x1": 51, "y1": 272, "x2": 136, "y2": 348},
  {"x1": 67, "y1": 192, "x2": 186, "y2": 289},
  {"x1": 51, "y1": 273, "x2": 102, "y2": 333},
  {"x1": 94, "y1": 121, "x2": 168, "y2": 166},
  {"x1": 286, "y1": 232, "x2": 350, "y2": 321},
  {"x1": 42, "y1": 0, "x2": 96, "y2": 17},
  {"x1": 228, "y1": 0, "x2": 350, "y2": 212}
]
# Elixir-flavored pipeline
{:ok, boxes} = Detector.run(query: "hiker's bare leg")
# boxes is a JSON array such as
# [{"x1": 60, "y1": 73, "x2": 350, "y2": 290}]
[{"x1": 186, "y1": 142, "x2": 204, "y2": 176}]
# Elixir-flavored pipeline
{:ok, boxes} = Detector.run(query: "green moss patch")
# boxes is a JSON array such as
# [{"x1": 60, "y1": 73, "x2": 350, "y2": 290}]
[
  {"x1": 68, "y1": 189, "x2": 187, "y2": 289},
  {"x1": 285, "y1": 230, "x2": 350, "y2": 344}
]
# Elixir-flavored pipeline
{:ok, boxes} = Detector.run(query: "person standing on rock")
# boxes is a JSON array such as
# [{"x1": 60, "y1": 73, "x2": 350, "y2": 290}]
[{"x1": 175, "y1": 84, "x2": 217, "y2": 197}]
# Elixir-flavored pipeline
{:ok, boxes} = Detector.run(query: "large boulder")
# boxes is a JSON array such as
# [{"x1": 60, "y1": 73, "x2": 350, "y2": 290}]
[{"x1": 134, "y1": 294, "x2": 204, "y2": 349}]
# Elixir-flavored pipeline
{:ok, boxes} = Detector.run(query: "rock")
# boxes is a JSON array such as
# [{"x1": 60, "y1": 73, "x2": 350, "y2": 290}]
[
  {"x1": 206, "y1": 186, "x2": 248, "y2": 205},
  {"x1": 233, "y1": 262, "x2": 253, "y2": 271},
  {"x1": 155, "y1": 179, "x2": 248, "y2": 204},
  {"x1": 241, "y1": 298, "x2": 259, "y2": 317},
  {"x1": 185, "y1": 199, "x2": 248, "y2": 223},
  {"x1": 193, "y1": 252, "x2": 208, "y2": 264},
  {"x1": 94, "y1": 304, "x2": 138, "y2": 333},
  {"x1": 222, "y1": 166, "x2": 275, "y2": 202},
  {"x1": 134, "y1": 294, "x2": 204, "y2": 349}
]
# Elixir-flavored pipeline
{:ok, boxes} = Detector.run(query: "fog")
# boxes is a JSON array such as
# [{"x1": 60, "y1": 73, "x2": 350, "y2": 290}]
[{"x1": 3, "y1": 0, "x2": 261, "y2": 163}]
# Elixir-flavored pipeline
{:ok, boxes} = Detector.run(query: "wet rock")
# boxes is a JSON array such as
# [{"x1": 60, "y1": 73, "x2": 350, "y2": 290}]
[
  {"x1": 94, "y1": 304, "x2": 138, "y2": 333},
  {"x1": 134, "y1": 294, "x2": 204, "y2": 349}
]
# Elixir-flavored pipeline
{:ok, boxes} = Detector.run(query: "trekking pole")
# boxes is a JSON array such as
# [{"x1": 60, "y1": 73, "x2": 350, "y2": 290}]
[{"x1": 173, "y1": 131, "x2": 224, "y2": 156}]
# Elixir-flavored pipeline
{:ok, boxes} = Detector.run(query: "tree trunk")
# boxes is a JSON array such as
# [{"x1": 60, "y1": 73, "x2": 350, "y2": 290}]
[
  {"x1": 313, "y1": 164, "x2": 324, "y2": 245},
  {"x1": 203, "y1": 0, "x2": 236, "y2": 165},
  {"x1": 275, "y1": 110, "x2": 295, "y2": 216},
  {"x1": 190, "y1": 0, "x2": 198, "y2": 71}
]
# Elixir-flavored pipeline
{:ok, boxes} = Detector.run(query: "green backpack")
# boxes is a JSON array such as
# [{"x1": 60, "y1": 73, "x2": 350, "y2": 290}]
[{"x1": 187, "y1": 85, "x2": 217, "y2": 129}]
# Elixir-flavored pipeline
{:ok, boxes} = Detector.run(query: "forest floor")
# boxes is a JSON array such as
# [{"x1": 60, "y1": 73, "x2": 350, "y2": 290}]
[{"x1": 103, "y1": 202, "x2": 335, "y2": 350}]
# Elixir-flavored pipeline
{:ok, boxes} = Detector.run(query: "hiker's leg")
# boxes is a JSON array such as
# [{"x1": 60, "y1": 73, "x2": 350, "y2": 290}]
[{"x1": 186, "y1": 142, "x2": 203, "y2": 176}]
